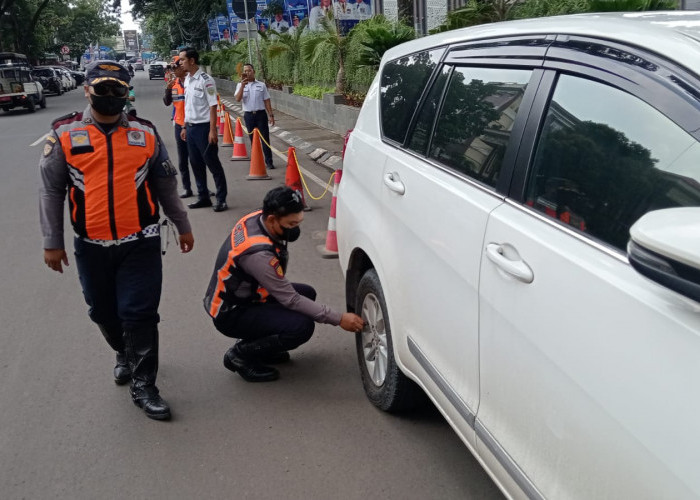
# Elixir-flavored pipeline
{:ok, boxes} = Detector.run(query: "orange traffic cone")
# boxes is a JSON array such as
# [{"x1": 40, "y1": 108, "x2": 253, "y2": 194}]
[
  {"x1": 317, "y1": 169, "x2": 342, "y2": 258},
  {"x1": 230, "y1": 118, "x2": 249, "y2": 160},
  {"x1": 221, "y1": 112, "x2": 234, "y2": 147},
  {"x1": 284, "y1": 147, "x2": 310, "y2": 210},
  {"x1": 246, "y1": 129, "x2": 271, "y2": 180}
]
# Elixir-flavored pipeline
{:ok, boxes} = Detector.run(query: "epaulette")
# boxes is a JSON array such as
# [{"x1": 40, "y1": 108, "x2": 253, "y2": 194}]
[
  {"x1": 51, "y1": 111, "x2": 80, "y2": 128},
  {"x1": 128, "y1": 114, "x2": 155, "y2": 128},
  {"x1": 201, "y1": 73, "x2": 210, "y2": 80}
]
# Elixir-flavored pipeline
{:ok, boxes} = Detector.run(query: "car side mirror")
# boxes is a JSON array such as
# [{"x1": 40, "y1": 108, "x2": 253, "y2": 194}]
[{"x1": 628, "y1": 208, "x2": 700, "y2": 303}]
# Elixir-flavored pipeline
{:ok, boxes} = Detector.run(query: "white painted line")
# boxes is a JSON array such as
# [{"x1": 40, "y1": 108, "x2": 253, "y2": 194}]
[{"x1": 30, "y1": 133, "x2": 48, "y2": 146}]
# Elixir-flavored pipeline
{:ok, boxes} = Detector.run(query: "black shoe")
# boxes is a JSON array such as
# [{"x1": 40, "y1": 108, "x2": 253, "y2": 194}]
[
  {"x1": 130, "y1": 386, "x2": 171, "y2": 420},
  {"x1": 213, "y1": 202, "x2": 228, "y2": 212},
  {"x1": 260, "y1": 350, "x2": 290, "y2": 364},
  {"x1": 188, "y1": 198, "x2": 212, "y2": 209},
  {"x1": 233, "y1": 340, "x2": 290, "y2": 364},
  {"x1": 266, "y1": 164, "x2": 275, "y2": 170},
  {"x1": 179, "y1": 190, "x2": 193, "y2": 199},
  {"x1": 223, "y1": 347, "x2": 279, "y2": 382},
  {"x1": 114, "y1": 351, "x2": 131, "y2": 385}
]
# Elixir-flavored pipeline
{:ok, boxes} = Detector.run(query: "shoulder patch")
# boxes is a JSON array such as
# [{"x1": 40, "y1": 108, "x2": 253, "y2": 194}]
[
  {"x1": 51, "y1": 111, "x2": 79, "y2": 128},
  {"x1": 43, "y1": 141, "x2": 54, "y2": 157},
  {"x1": 269, "y1": 257, "x2": 284, "y2": 277}
]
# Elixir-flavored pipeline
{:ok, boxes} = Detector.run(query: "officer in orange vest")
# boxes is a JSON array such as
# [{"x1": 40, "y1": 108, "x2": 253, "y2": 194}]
[
  {"x1": 203, "y1": 187, "x2": 364, "y2": 382},
  {"x1": 39, "y1": 61, "x2": 194, "y2": 420},
  {"x1": 163, "y1": 56, "x2": 193, "y2": 198}
]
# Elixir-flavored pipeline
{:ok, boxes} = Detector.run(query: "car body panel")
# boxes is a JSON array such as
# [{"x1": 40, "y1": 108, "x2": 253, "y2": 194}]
[{"x1": 338, "y1": 11, "x2": 700, "y2": 500}]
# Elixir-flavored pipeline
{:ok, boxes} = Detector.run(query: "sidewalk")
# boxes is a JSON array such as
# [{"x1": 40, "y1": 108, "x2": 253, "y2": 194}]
[{"x1": 217, "y1": 88, "x2": 347, "y2": 172}]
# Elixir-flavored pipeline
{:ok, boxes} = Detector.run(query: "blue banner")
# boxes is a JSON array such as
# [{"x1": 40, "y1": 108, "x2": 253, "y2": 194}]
[
  {"x1": 217, "y1": 14, "x2": 231, "y2": 42},
  {"x1": 208, "y1": 18, "x2": 221, "y2": 43}
]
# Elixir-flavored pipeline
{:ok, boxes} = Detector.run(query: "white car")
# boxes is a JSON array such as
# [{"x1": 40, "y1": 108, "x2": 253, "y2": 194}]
[{"x1": 337, "y1": 12, "x2": 700, "y2": 500}]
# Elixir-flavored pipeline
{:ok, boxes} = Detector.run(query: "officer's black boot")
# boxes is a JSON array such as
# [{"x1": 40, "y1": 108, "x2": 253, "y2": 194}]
[
  {"x1": 98, "y1": 323, "x2": 131, "y2": 385},
  {"x1": 223, "y1": 336, "x2": 283, "y2": 382},
  {"x1": 233, "y1": 339, "x2": 291, "y2": 364},
  {"x1": 124, "y1": 325, "x2": 171, "y2": 420}
]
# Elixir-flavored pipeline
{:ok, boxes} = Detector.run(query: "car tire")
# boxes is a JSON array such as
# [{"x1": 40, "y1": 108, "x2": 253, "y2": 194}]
[
  {"x1": 26, "y1": 97, "x2": 36, "y2": 113},
  {"x1": 39, "y1": 94, "x2": 46, "y2": 108},
  {"x1": 355, "y1": 269, "x2": 425, "y2": 413}
]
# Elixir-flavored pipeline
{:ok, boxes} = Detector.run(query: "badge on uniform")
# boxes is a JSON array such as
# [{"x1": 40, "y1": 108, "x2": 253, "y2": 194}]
[
  {"x1": 69, "y1": 130, "x2": 91, "y2": 148},
  {"x1": 127, "y1": 130, "x2": 146, "y2": 147},
  {"x1": 269, "y1": 257, "x2": 284, "y2": 277},
  {"x1": 43, "y1": 142, "x2": 53, "y2": 157},
  {"x1": 206, "y1": 86, "x2": 215, "y2": 96}
]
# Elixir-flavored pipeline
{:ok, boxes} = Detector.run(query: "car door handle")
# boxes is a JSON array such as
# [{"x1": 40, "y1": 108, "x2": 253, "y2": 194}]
[
  {"x1": 383, "y1": 172, "x2": 405, "y2": 195},
  {"x1": 485, "y1": 243, "x2": 534, "y2": 284}
]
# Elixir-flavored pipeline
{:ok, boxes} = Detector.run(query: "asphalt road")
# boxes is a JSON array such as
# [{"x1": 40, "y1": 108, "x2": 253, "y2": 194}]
[{"x1": 0, "y1": 72, "x2": 503, "y2": 499}]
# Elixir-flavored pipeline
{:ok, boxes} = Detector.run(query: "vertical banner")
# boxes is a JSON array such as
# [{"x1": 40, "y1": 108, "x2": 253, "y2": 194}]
[
  {"x1": 208, "y1": 18, "x2": 221, "y2": 43},
  {"x1": 218, "y1": 14, "x2": 232, "y2": 41},
  {"x1": 285, "y1": 0, "x2": 309, "y2": 34},
  {"x1": 123, "y1": 30, "x2": 139, "y2": 55}
]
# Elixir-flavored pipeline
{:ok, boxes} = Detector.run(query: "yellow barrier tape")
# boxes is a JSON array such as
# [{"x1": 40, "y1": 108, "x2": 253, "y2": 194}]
[
  {"x1": 235, "y1": 116, "x2": 335, "y2": 201},
  {"x1": 292, "y1": 148, "x2": 335, "y2": 201}
]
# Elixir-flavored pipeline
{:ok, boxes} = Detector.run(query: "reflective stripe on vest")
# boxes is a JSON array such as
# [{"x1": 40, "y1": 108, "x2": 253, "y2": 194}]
[
  {"x1": 208, "y1": 210, "x2": 276, "y2": 318},
  {"x1": 172, "y1": 80, "x2": 185, "y2": 126},
  {"x1": 57, "y1": 117, "x2": 159, "y2": 240}
]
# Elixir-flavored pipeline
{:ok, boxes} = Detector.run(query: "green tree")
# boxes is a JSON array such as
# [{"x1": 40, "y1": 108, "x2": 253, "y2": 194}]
[
  {"x1": 354, "y1": 15, "x2": 415, "y2": 70},
  {"x1": 267, "y1": 18, "x2": 309, "y2": 82},
  {"x1": 301, "y1": 14, "x2": 347, "y2": 94}
]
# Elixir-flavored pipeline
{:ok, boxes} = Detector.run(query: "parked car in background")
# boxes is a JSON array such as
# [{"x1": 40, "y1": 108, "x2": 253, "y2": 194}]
[
  {"x1": 31, "y1": 66, "x2": 63, "y2": 95},
  {"x1": 338, "y1": 11, "x2": 700, "y2": 500},
  {"x1": 52, "y1": 67, "x2": 72, "y2": 92},
  {"x1": 70, "y1": 70, "x2": 85, "y2": 86},
  {"x1": 148, "y1": 63, "x2": 165, "y2": 80},
  {"x1": 0, "y1": 52, "x2": 45, "y2": 112}
]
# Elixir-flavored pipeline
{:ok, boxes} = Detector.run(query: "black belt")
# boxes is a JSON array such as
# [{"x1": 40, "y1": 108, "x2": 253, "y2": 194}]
[
  {"x1": 244, "y1": 110, "x2": 266, "y2": 115},
  {"x1": 185, "y1": 121, "x2": 209, "y2": 127}
]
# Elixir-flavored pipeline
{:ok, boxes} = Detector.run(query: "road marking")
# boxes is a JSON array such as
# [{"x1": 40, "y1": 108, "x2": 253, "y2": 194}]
[{"x1": 30, "y1": 133, "x2": 48, "y2": 146}]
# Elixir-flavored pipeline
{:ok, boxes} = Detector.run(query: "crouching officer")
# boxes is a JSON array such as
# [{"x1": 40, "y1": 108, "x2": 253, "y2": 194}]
[
  {"x1": 203, "y1": 187, "x2": 364, "y2": 382},
  {"x1": 39, "y1": 60, "x2": 194, "y2": 420}
]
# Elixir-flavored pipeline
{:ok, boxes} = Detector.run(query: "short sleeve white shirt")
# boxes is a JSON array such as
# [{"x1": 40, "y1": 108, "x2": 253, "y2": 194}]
[
  {"x1": 234, "y1": 80, "x2": 271, "y2": 112},
  {"x1": 183, "y1": 68, "x2": 218, "y2": 124}
]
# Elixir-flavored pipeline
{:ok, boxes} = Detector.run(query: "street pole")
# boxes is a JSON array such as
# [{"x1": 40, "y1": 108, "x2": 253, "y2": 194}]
[{"x1": 242, "y1": 0, "x2": 252, "y2": 63}]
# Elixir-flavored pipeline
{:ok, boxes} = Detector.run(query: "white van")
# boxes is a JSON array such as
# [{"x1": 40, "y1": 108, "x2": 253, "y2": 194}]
[{"x1": 337, "y1": 12, "x2": 700, "y2": 500}]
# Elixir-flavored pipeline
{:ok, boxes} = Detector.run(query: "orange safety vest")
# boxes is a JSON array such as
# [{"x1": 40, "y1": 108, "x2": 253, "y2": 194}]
[
  {"x1": 204, "y1": 210, "x2": 286, "y2": 319},
  {"x1": 54, "y1": 113, "x2": 161, "y2": 241},
  {"x1": 171, "y1": 79, "x2": 185, "y2": 126}
]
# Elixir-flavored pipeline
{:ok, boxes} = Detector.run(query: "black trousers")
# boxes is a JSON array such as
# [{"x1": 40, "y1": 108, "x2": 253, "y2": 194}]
[
  {"x1": 243, "y1": 110, "x2": 273, "y2": 167},
  {"x1": 174, "y1": 123, "x2": 192, "y2": 192},
  {"x1": 214, "y1": 283, "x2": 316, "y2": 351},
  {"x1": 75, "y1": 236, "x2": 163, "y2": 387},
  {"x1": 186, "y1": 122, "x2": 227, "y2": 204}
]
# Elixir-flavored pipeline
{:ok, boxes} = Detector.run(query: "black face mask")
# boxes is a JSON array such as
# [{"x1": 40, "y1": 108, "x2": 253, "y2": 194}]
[
  {"x1": 91, "y1": 95, "x2": 126, "y2": 116},
  {"x1": 281, "y1": 226, "x2": 301, "y2": 242}
]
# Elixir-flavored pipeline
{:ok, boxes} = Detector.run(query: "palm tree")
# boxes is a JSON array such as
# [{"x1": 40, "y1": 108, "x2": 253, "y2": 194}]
[
  {"x1": 301, "y1": 14, "x2": 347, "y2": 94},
  {"x1": 266, "y1": 18, "x2": 310, "y2": 82},
  {"x1": 356, "y1": 16, "x2": 415, "y2": 71}
]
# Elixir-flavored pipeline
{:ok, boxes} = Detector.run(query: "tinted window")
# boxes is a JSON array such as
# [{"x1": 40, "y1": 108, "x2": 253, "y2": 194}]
[
  {"x1": 407, "y1": 65, "x2": 451, "y2": 156},
  {"x1": 526, "y1": 75, "x2": 700, "y2": 251},
  {"x1": 380, "y1": 48, "x2": 445, "y2": 143},
  {"x1": 429, "y1": 67, "x2": 532, "y2": 188}
]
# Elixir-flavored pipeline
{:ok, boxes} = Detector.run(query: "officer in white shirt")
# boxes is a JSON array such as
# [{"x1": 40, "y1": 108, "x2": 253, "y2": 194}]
[
  {"x1": 270, "y1": 12, "x2": 289, "y2": 32},
  {"x1": 309, "y1": 0, "x2": 331, "y2": 30},
  {"x1": 234, "y1": 63, "x2": 276, "y2": 170},
  {"x1": 355, "y1": 0, "x2": 371, "y2": 18},
  {"x1": 178, "y1": 47, "x2": 229, "y2": 212}
]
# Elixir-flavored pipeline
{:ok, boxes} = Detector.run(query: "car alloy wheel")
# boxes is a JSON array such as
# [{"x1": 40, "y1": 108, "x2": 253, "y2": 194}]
[{"x1": 360, "y1": 292, "x2": 388, "y2": 386}]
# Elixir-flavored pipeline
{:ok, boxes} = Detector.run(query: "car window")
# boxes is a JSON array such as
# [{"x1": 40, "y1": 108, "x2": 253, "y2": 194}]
[
  {"x1": 525, "y1": 74, "x2": 700, "y2": 251},
  {"x1": 380, "y1": 48, "x2": 445, "y2": 144},
  {"x1": 407, "y1": 65, "x2": 451, "y2": 156},
  {"x1": 429, "y1": 67, "x2": 533, "y2": 188}
]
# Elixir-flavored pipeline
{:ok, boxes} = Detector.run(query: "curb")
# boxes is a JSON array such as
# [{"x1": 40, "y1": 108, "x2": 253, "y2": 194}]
[{"x1": 219, "y1": 96, "x2": 342, "y2": 173}]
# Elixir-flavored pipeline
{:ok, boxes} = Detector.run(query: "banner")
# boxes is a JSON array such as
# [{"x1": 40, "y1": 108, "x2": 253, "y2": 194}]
[
  {"x1": 123, "y1": 30, "x2": 139, "y2": 52},
  {"x1": 217, "y1": 14, "x2": 231, "y2": 41},
  {"x1": 208, "y1": 18, "x2": 221, "y2": 43}
]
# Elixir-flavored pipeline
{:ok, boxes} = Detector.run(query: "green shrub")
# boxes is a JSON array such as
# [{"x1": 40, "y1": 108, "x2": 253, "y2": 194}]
[{"x1": 292, "y1": 84, "x2": 335, "y2": 99}]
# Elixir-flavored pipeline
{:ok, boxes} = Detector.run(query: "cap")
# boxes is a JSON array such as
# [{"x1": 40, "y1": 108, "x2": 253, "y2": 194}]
[
  {"x1": 263, "y1": 187, "x2": 304, "y2": 216},
  {"x1": 171, "y1": 55, "x2": 180, "y2": 64},
  {"x1": 85, "y1": 60, "x2": 130, "y2": 87}
]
